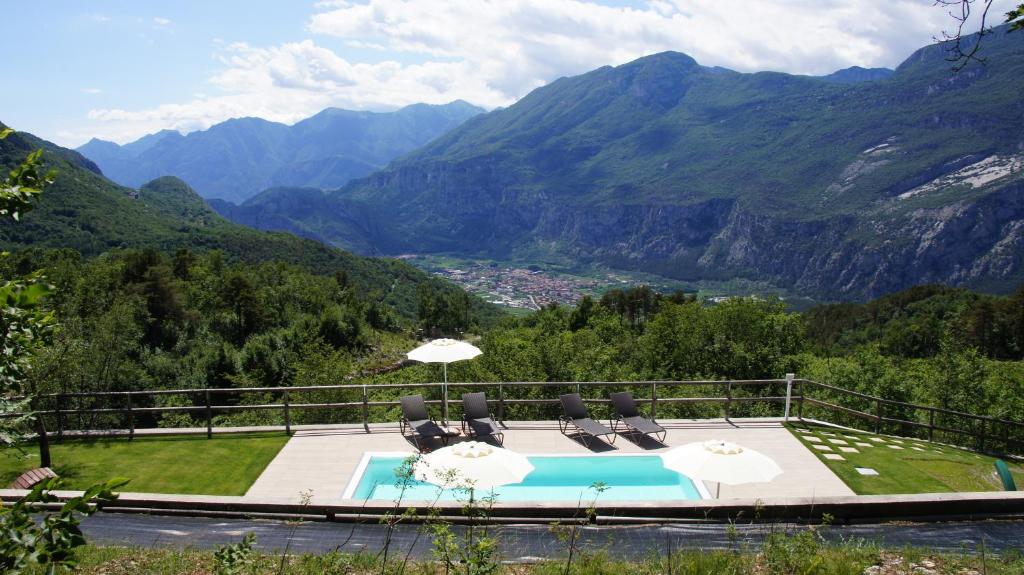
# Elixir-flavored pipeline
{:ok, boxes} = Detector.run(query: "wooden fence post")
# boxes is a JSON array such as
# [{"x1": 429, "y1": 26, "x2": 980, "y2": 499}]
[
  {"x1": 31, "y1": 397, "x2": 52, "y2": 468},
  {"x1": 927, "y1": 408, "x2": 934, "y2": 442},
  {"x1": 283, "y1": 390, "x2": 291, "y2": 435},
  {"x1": 55, "y1": 393, "x2": 65, "y2": 442},
  {"x1": 783, "y1": 373, "x2": 795, "y2": 421},
  {"x1": 724, "y1": 381, "x2": 733, "y2": 420},
  {"x1": 126, "y1": 392, "x2": 135, "y2": 440},
  {"x1": 874, "y1": 399, "x2": 883, "y2": 434},
  {"x1": 362, "y1": 385, "x2": 369, "y2": 433},
  {"x1": 498, "y1": 383, "x2": 505, "y2": 423},
  {"x1": 204, "y1": 390, "x2": 213, "y2": 439},
  {"x1": 651, "y1": 382, "x2": 658, "y2": 419},
  {"x1": 979, "y1": 418, "x2": 987, "y2": 452}
]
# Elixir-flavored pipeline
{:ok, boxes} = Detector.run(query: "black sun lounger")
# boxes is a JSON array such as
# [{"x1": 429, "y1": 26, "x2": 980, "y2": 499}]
[
  {"x1": 400, "y1": 394, "x2": 452, "y2": 451},
  {"x1": 609, "y1": 391, "x2": 667, "y2": 443},
  {"x1": 558, "y1": 393, "x2": 616, "y2": 447},
  {"x1": 461, "y1": 392, "x2": 504, "y2": 445}
]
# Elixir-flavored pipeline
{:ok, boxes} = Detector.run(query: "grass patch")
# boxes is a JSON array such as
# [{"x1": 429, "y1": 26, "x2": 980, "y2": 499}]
[
  {"x1": 787, "y1": 423, "x2": 1024, "y2": 495},
  {"x1": 0, "y1": 432, "x2": 288, "y2": 495}
]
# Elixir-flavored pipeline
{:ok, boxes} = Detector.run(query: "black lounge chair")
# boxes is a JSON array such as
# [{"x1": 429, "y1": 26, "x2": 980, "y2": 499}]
[
  {"x1": 609, "y1": 391, "x2": 667, "y2": 444},
  {"x1": 399, "y1": 394, "x2": 452, "y2": 451},
  {"x1": 461, "y1": 392, "x2": 504, "y2": 445},
  {"x1": 558, "y1": 393, "x2": 616, "y2": 447}
]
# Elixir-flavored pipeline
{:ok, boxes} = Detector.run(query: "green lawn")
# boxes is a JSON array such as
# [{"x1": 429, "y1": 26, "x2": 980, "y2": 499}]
[
  {"x1": 1, "y1": 432, "x2": 289, "y2": 495},
  {"x1": 787, "y1": 423, "x2": 1024, "y2": 495}
]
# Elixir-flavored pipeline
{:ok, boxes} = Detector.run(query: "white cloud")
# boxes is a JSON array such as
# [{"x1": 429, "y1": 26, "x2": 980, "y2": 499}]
[
  {"x1": 80, "y1": 0, "x2": 1012, "y2": 144},
  {"x1": 153, "y1": 17, "x2": 172, "y2": 26},
  {"x1": 80, "y1": 87, "x2": 102, "y2": 94}
]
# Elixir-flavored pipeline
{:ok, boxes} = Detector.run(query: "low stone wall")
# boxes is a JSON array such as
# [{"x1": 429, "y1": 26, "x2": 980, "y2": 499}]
[{"x1": 4, "y1": 489, "x2": 1024, "y2": 525}]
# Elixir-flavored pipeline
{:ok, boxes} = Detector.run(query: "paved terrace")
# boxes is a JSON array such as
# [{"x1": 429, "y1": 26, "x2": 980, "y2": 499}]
[{"x1": 245, "y1": 418, "x2": 853, "y2": 504}]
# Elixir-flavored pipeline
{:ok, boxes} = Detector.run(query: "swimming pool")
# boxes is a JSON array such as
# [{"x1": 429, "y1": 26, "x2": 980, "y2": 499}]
[{"x1": 342, "y1": 453, "x2": 707, "y2": 501}]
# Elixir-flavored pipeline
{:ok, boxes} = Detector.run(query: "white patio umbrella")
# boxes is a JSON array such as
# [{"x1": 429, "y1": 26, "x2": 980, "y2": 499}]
[
  {"x1": 407, "y1": 338, "x2": 482, "y2": 422},
  {"x1": 660, "y1": 440, "x2": 783, "y2": 498},
  {"x1": 415, "y1": 441, "x2": 534, "y2": 491}
]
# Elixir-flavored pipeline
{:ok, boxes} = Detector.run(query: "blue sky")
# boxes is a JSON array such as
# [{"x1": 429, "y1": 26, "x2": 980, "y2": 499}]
[{"x1": 1, "y1": 0, "x2": 1012, "y2": 147}]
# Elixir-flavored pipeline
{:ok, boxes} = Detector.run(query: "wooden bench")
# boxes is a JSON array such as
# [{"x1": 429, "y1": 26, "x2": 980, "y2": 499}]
[{"x1": 9, "y1": 467, "x2": 58, "y2": 489}]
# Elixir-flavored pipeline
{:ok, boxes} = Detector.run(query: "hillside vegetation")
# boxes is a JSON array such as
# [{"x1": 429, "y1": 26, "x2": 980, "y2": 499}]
[{"x1": 0, "y1": 125, "x2": 500, "y2": 323}]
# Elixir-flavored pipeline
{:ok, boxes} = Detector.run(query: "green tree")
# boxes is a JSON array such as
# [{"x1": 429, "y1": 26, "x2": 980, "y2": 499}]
[
  {"x1": 1, "y1": 129, "x2": 57, "y2": 458},
  {"x1": 568, "y1": 295, "x2": 594, "y2": 332}
]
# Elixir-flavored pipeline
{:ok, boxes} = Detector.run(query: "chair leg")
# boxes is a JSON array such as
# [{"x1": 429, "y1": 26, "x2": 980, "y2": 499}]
[{"x1": 578, "y1": 426, "x2": 591, "y2": 448}]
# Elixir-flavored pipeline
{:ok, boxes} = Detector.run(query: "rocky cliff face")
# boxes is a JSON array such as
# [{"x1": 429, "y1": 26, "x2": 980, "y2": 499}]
[{"x1": 690, "y1": 181, "x2": 1024, "y2": 298}]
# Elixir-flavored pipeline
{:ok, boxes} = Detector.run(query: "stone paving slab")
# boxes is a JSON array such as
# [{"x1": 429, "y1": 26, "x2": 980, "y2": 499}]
[{"x1": 245, "y1": 419, "x2": 854, "y2": 503}]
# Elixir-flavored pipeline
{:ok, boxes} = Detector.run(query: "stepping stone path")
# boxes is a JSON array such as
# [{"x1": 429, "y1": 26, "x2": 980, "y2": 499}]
[
  {"x1": 855, "y1": 442, "x2": 872, "y2": 448},
  {"x1": 838, "y1": 447, "x2": 859, "y2": 453},
  {"x1": 805, "y1": 436, "x2": 822, "y2": 443},
  {"x1": 827, "y1": 439, "x2": 849, "y2": 445},
  {"x1": 891, "y1": 439, "x2": 904, "y2": 444},
  {"x1": 812, "y1": 444, "x2": 833, "y2": 452},
  {"x1": 911, "y1": 447, "x2": 925, "y2": 451},
  {"x1": 888, "y1": 445, "x2": 904, "y2": 450},
  {"x1": 855, "y1": 468, "x2": 879, "y2": 476},
  {"x1": 869, "y1": 438, "x2": 885, "y2": 443},
  {"x1": 823, "y1": 453, "x2": 845, "y2": 461}
]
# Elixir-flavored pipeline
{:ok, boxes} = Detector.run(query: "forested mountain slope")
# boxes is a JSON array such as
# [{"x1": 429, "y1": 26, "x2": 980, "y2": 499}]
[
  {"x1": 230, "y1": 27, "x2": 1024, "y2": 300},
  {"x1": 0, "y1": 123, "x2": 497, "y2": 322}
]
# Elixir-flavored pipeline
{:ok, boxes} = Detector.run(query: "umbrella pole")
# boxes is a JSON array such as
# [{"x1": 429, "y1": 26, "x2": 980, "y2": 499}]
[
  {"x1": 716, "y1": 482, "x2": 721, "y2": 499},
  {"x1": 442, "y1": 363, "x2": 449, "y2": 424}
]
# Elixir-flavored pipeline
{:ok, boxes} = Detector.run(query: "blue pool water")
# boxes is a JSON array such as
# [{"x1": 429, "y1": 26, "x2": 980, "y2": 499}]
[{"x1": 347, "y1": 455, "x2": 703, "y2": 501}]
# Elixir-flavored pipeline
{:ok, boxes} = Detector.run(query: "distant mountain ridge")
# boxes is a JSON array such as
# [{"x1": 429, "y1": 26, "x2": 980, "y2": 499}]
[
  {"x1": 77, "y1": 101, "x2": 484, "y2": 203},
  {"x1": 818, "y1": 66, "x2": 894, "y2": 84},
  {"x1": 213, "y1": 26, "x2": 1024, "y2": 301}
]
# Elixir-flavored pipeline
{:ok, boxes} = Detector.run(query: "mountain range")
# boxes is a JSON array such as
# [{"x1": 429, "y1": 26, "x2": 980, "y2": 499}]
[
  {"x1": 202, "y1": 27, "x2": 1024, "y2": 301},
  {"x1": 77, "y1": 101, "x2": 483, "y2": 203},
  {"x1": 0, "y1": 122, "x2": 494, "y2": 320}
]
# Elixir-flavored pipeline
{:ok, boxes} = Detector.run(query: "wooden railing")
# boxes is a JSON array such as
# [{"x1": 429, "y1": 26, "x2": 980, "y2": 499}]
[
  {"x1": 16, "y1": 377, "x2": 1024, "y2": 455},
  {"x1": 798, "y1": 380, "x2": 1024, "y2": 455}
]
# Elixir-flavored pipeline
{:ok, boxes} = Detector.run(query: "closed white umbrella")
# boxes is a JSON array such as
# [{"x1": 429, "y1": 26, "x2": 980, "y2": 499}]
[
  {"x1": 661, "y1": 440, "x2": 783, "y2": 498},
  {"x1": 415, "y1": 441, "x2": 534, "y2": 490},
  {"x1": 407, "y1": 338, "x2": 482, "y2": 422}
]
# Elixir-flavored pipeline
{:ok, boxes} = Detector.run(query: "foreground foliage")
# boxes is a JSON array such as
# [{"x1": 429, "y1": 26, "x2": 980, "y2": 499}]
[
  {"x1": 19, "y1": 541, "x2": 1024, "y2": 575},
  {"x1": 0, "y1": 475, "x2": 126, "y2": 574}
]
